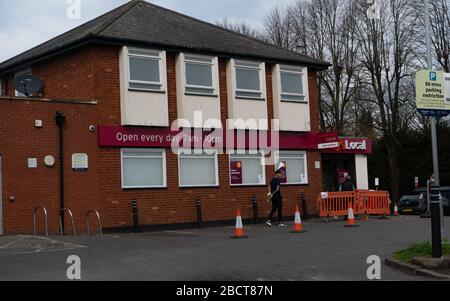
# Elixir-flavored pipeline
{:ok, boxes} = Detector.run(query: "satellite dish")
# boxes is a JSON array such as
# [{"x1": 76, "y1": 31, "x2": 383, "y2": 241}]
[{"x1": 13, "y1": 74, "x2": 42, "y2": 96}]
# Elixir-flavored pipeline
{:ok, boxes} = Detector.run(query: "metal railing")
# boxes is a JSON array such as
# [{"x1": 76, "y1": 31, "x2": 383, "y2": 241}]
[
  {"x1": 59, "y1": 208, "x2": 76, "y2": 236},
  {"x1": 33, "y1": 207, "x2": 49, "y2": 236},
  {"x1": 86, "y1": 210, "x2": 103, "y2": 236}
]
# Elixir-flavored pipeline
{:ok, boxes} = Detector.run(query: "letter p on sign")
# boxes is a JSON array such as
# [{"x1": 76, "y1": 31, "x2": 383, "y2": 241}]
[{"x1": 66, "y1": 255, "x2": 81, "y2": 280}]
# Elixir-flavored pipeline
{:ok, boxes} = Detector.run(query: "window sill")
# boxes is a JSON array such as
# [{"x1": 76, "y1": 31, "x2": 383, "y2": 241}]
[
  {"x1": 235, "y1": 96, "x2": 266, "y2": 101},
  {"x1": 185, "y1": 92, "x2": 219, "y2": 98},
  {"x1": 179, "y1": 185, "x2": 220, "y2": 189},
  {"x1": 122, "y1": 186, "x2": 168, "y2": 190},
  {"x1": 128, "y1": 88, "x2": 166, "y2": 94},
  {"x1": 281, "y1": 183, "x2": 309, "y2": 186},
  {"x1": 280, "y1": 99, "x2": 308, "y2": 104},
  {"x1": 231, "y1": 184, "x2": 267, "y2": 188}
]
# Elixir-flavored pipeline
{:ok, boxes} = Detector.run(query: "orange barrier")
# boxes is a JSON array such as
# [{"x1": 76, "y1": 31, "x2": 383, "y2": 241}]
[
  {"x1": 318, "y1": 190, "x2": 391, "y2": 218},
  {"x1": 357, "y1": 190, "x2": 391, "y2": 216}
]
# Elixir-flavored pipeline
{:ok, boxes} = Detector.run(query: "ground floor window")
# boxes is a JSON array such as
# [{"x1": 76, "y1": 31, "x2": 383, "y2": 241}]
[
  {"x1": 275, "y1": 151, "x2": 308, "y2": 185},
  {"x1": 179, "y1": 150, "x2": 219, "y2": 187},
  {"x1": 229, "y1": 152, "x2": 266, "y2": 186},
  {"x1": 121, "y1": 149, "x2": 166, "y2": 188}
]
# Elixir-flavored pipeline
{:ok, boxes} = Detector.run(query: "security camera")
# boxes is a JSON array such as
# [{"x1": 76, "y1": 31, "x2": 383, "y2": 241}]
[{"x1": 89, "y1": 125, "x2": 96, "y2": 132}]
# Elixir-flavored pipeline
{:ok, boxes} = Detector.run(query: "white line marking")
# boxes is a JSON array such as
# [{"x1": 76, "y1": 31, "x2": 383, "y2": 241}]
[{"x1": 0, "y1": 236, "x2": 28, "y2": 249}]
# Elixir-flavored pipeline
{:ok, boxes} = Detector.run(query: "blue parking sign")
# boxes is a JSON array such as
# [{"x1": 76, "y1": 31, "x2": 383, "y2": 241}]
[{"x1": 430, "y1": 71, "x2": 437, "y2": 81}]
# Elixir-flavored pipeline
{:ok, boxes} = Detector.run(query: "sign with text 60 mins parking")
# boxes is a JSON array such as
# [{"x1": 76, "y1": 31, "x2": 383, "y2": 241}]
[{"x1": 416, "y1": 70, "x2": 450, "y2": 117}]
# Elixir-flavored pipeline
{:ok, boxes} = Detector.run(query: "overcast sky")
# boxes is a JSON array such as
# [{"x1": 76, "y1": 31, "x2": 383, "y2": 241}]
[{"x1": 0, "y1": 0, "x2": 296, "y2": 63}]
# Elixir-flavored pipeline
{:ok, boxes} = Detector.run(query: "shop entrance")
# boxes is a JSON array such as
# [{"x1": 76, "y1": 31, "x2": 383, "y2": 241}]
[
  {"x1": 0, "y1": 156, "x2": 3, "y2": 235},
  {"x1": 322, "y1": 154, "x2": 356, "y2": 192}
]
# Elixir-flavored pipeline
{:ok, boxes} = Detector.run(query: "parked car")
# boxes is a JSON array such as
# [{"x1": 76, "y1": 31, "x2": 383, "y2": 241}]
[{"x1": 398, "y1": 187, "x2": 450, "y2": 216}]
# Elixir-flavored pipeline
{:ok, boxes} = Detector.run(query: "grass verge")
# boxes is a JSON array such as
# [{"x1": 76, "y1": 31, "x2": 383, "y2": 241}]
[{"x1": 393, "y1": 240, "x2": 450, "y2": 263}]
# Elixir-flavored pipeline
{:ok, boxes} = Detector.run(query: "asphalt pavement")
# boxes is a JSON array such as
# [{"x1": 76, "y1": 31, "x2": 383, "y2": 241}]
[{"x1": 0, "y1": 215, "x2": 449, "y2": 281}]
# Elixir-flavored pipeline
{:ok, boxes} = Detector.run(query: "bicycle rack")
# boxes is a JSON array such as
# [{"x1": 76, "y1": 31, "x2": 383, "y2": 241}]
[
  {"x1": 86, "y1": 210, "x2": 103, "y2": 236},
  {"x1": 59, "y1": 208, "x2": 76, "y2": 236},
  {"x1": 33, "y1": 207, "x2": 49, "y2": 236}
]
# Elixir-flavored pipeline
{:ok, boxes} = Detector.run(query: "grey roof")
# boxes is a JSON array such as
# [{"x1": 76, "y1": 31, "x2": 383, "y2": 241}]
[{"x1": 0, "y1": 0, "x2": 330, "y2": 74}]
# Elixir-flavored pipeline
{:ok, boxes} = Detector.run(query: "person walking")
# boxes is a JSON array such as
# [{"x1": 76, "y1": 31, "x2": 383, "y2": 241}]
[
  {"x1": 339, "y1": 174, "x2": 355, "y2": 221},
  {"x1": 265, "y1": 169, "x2": 287, "y2": 227}
]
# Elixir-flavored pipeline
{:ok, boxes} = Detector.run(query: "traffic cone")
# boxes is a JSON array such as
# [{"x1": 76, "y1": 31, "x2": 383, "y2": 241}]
[
  {"x1": 231, "y1": 209, "x2": 248, "y2": 239},
  {"x1": 291, "y1": 205, "x2": 306, "y2": 234},
  {"x1": 393, "y1": 205, "x2": 400, "y2": 217},
  {"x1": 344, "y1": 207, "x2": 360, "y2": 227}
]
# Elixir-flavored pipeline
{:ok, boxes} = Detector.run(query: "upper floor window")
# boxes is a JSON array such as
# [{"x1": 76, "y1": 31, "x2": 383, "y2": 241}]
[
  {"x1": 234, "y1": 60, "x2": 265, "y2": 100},
  {"x1": 0, "y1": 79, "x2": 6, "y2": 96},
  {"x1": 184, "y1": 54, "x2": 216, "y2": 95},
  {"x1": 128, "y1": 48, "x2": 164, "y2": 92},
  {"x1": 279, "y1": 65, "x2": 306, "y2": 102}
]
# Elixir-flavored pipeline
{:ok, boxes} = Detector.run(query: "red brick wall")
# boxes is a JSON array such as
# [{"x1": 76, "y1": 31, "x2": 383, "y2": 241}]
[{"x1": 0, "y1": 44, "x2": 324, "y2": 234}]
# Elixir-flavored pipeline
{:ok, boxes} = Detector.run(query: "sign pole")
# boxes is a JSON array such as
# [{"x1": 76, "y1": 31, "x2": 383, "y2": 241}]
[
  {"x1": 425, "y1": 0, "x2": 445, "y2": 253},
  {"x1": 425, "y1": 0, "x2": 440, "y2": 186}
]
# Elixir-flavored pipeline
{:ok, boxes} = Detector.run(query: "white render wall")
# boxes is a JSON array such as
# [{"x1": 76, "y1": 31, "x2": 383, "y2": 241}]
[
  {"x1": 119, "y1": 46, "x2": 169, "y2": 127},
  {"x1": 175, "y1": 53, "x2": 222, "y2": 128},
  {"x1": 272, "y1": 64, "x2": 311, "y2": 132},
  {"x1": 355, "y1": 154, "x2": 369, "y2": 190}
]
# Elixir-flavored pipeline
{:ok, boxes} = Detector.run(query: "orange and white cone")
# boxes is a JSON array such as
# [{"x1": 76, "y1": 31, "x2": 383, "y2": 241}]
[
  {"x1": 231, "y1": 209, "x2": 248, "y2": 239},
  {"x1": 291, "y1": 205, "x2": 306, "y2": 233},
  {"x1": 393, "y1": 205, "x2": 400, "y2": 217},
  {"x1": 344, "y1": 207, "x2": 360, "y2": 227}
]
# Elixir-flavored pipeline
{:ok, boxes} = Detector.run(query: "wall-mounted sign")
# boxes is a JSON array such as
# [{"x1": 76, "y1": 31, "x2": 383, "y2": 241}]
[
  {"x1": 230, "y1": 161, "x2": 243, "y2": 185},
  {"x1": 72, "y1": 153, "x2": 88, "y2": 172},
  {"x1": 416, "y1": 70, "x2": 450, "y2": 116},
  {"x1": 97, "y1": 126, "x2": 338, "y2": 151},
  {"x1": 322, "y1": 137, "x2": 372, "y2": 155},
  {"x1": 28, "y1": 158, "x2": 37, "y2": 169},
  {"x1": 315, "y1": 161, "x2": 321, "y2": 169}
]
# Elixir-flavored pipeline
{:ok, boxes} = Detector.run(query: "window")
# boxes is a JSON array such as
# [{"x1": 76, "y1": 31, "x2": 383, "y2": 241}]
[
  {"x1": 0, "y1": 79, "x2": 5, "y2": 96},
  {"x1": 179, "y1": 151, "x2": 218, "y2": 187},
  {"x1": 185, "y1": 54, "x2": 216, "y2": 95},
  {"x1": 280, "y1": 65, "x2": 306, "y2": 102},
  {"x1": 121, "y1": 149, "x2": 166, "y2": 189},
  {"x1": 275, "y1": 151, "x2": 308, "y2": 184},
  {"x1": 235, "y1": 60, "x2": 264, "y2": 99},
  {"x1": 15, "y1": 68, "x2": 32, "y2": 97},
  {"x1": 229, "y1": 152, "x2": 266, "y2": 186},
  {"x1": 128, "y1": 48, "x2": 164, "y2": 92}
]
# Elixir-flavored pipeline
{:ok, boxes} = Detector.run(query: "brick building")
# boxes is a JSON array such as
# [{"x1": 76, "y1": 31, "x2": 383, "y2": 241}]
[{"x1": 0, "y1": 1, "x2": 370, "y2": 235}]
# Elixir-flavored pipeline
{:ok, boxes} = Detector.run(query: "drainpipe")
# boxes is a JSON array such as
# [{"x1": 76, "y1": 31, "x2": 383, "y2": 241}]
[{"x1": 55, "y1": 112, "x2": 66, "y2": 235}]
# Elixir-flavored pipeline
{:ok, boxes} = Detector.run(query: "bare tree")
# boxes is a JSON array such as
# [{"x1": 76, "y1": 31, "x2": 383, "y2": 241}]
[
  {"x1": 215, "y1": 18, "x2": 262, "y2": 40},
  {"x1": 356, "y1": 0, "x2": 421, "y2": 202},
  {"x1": 263, "y1": 6, "x2": 297, "y2": 49}
]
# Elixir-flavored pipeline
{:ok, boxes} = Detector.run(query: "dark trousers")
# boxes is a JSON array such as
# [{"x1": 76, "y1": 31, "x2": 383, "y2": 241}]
[{"x1": 268, "y1": 197, "x2": 283, "y2": 223}]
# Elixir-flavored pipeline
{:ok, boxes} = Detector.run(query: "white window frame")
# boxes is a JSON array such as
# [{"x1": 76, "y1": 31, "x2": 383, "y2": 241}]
[
  {"x1": 274, "y1": 151, "x2": 309, "y2": 185},
  {"x1": 178, "y1": 150, "x2": 219, "y2": 188},
  {"x1": 279, "y1": 65, "x2": 307, "y2": 103},
  {"x1": 127, "y1": 47, "x2": 165, "y2": 93},
  {"x1": 14, "y1": 68, "x2": 32, "y2": 97},
  {"x1": 121, "y1": 148, "x2": 167, "y2": 189},
  {"x1": 229, "y1": 152, "x2": 266, "y2": 187},
  {"x1": 183, "y1": 54, "x2": 217, "y2": 96},
  {"x1": 234, "y1": 60, "x2": 265, "y2": 100}
]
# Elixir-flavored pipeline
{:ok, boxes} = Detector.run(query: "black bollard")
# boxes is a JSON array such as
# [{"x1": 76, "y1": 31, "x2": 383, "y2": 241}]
[
  {"x1": 301, "y1": 193, "x2": 309, "y2": 220},
  {"x1": 132, "y1": 200, "x2": 140, "y2": 233},
  {"x1": 196, "y1": 197, "x2": 203, "y2": 229},
  {"x1": 430, "y1": 190, "x2": 442, "y2": 258},
  {"x1": 252, "y1": 195, "x2": 259, "y2": 225}
]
